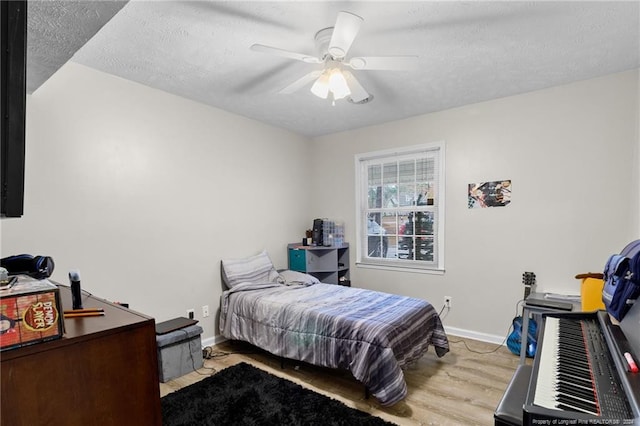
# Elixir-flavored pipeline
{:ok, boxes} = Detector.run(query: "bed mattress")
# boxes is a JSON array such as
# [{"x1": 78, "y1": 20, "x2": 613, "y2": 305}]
[{"x1": 220, "y1": 282, "x2": 449, "y2": 406}]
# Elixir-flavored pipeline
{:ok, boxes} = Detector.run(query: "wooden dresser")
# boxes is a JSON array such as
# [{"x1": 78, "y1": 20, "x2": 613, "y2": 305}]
[{"x1": 1, "y1": 285, "x2": 161, "y2": 425}]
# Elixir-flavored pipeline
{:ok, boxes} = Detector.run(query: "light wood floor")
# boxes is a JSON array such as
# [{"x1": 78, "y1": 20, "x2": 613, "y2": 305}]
[{"x1": 159, "y1": 337, "x2": 524, "y2": 425}]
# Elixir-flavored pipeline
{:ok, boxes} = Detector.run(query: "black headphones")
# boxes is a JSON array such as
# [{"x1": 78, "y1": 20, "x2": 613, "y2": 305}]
[{"x1": 0, "y1": 254, "x2": 55, "y2": 279}]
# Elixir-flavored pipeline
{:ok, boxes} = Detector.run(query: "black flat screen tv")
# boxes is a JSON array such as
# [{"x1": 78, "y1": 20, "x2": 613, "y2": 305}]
[{"x1": 1, "y1": 0, "x2": 27, "y2": 218}]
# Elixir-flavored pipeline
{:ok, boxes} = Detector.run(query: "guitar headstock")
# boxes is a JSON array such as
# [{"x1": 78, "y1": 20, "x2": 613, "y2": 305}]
[
  {"x1": 522, "y1": 271, "x2": 536, "y2": 298},
  {"x1": 522, "y1": 272, "x2": 536, "y2": 287}
]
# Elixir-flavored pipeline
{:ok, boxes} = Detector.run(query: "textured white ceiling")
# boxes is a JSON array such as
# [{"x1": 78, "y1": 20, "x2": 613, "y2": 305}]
[
  {"x1": 27, "y1": 0, "x2": 128, "y2": 94},
  {"x1": 28, "y1": 1, "x2": 640, "y2": 138}
]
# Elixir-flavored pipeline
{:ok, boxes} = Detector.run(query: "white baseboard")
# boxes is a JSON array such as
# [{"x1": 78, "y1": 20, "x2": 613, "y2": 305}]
[
  {"x1": 444, "y1": 326, "x2": 507, "y2": 346},
  {"x1": 201, "y1": 335, "x2": 225, "y2": 349}
]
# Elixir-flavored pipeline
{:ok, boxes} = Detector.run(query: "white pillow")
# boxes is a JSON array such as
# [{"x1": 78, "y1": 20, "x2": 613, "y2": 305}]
[
  {"x1": 279, "y1": 270, "x2": 320, "y2": 286},
  {"x1": 221, "y1": 250, "x2": 282, "y2": 288}
]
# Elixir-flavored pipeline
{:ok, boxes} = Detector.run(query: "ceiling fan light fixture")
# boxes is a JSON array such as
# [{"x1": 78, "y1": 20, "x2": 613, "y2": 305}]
[
  {"x1": 310, "y1": 72, "x2": 330, "y2": 99},
  {"x1": 328, "y1": 68, "x2": 351, "y2": 100}
]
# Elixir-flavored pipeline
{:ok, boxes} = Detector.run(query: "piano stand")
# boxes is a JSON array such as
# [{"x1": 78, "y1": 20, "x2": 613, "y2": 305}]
[{"x1": 494, "y1": 365, "x2": 532, "y2": 426}]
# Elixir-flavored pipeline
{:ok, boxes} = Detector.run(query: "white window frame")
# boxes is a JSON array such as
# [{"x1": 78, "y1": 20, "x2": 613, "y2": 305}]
[{"x1": 354, "y1": 142, "x2": 445, "y2": 273}]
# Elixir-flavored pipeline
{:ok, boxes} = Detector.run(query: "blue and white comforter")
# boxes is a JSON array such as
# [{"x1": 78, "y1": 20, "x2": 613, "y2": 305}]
[{"x1": 219, "y1": 282, "x2": 449, "y2": 406}]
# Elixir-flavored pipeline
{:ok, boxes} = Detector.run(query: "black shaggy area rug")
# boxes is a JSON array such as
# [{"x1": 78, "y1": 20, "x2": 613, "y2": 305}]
[{"x1": 161, "y1": 362, "x2": 396, "y2": 425}]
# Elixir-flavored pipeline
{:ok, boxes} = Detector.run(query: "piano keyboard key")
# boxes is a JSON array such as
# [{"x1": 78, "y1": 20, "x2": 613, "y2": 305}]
[
  {"x1": 533, "y1": 317, "x2": 600, "y2": 415},
  {"x1": 524, "y1": 311, "x2": 637, "y2": 423}
]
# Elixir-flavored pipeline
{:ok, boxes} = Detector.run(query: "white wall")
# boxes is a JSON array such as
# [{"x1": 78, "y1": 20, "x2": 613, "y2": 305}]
[
  {"x1": 635, "y1": 72, "x2": 640, "y2": 236},
  {"x1": 1, "y1": 63, "x2": 638, "y2": 344},
  {"x1": 0, "y1": 62, "x2": 311, "y2": 341},
  {"x1": 311, "y1": 70, "x2": 640, "y2": 341}
]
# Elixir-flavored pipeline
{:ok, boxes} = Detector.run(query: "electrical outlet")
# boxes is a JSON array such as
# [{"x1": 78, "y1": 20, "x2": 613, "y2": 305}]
[
  {"x1": 187, "y1": 309, "x2": 195, "y2": 319},
  {"x1": 202, "y1": 305, "x2": 210, "y2": 318},
  {"x1": 444, "y1": 296, "x2": 452, "y2": 309}
]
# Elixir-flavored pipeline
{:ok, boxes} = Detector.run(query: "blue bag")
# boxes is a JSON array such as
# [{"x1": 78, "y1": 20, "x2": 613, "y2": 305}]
[{"x1": 602, "y1": 251, "x2": 640, "y2": 321}]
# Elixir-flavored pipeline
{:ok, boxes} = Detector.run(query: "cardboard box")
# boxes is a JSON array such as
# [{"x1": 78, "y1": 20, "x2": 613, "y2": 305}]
[{"x1": 0, "y1": 276, "x2": 64, "y2": 351}]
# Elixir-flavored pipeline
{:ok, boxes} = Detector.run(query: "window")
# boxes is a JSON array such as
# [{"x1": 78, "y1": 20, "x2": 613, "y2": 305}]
[{"x1": 355, "y1": 142, "x2": 445, "y2": 272}]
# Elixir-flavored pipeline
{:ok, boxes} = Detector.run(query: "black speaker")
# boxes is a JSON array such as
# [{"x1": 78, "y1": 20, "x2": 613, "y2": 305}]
[
  {"x1": 1, "y1": 0, "x2": 27, "y2": 217},
  {"x1": 312, "y1": 218, "x2": 323, "y2": 246}
]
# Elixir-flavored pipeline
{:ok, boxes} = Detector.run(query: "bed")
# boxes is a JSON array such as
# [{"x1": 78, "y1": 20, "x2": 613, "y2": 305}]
[{"x1": 219, "y1": 250, "x2": 449, "y2": 406}]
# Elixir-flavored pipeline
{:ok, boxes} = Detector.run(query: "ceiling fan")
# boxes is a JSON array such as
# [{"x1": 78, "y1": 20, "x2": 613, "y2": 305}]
[{"x1": 250, "y1": 11, "x2": 418, "y2": 104}]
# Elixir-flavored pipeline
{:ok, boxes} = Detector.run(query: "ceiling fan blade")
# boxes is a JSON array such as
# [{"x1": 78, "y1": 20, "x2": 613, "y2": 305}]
[
  {"x1": 342, "y1": 71, "x2": 370, "y2": 103},
  {"x1": 278, "y1": 70, "x2": 324, "y2": 94},
  {"x1": 328, "y1": 11, "x2": 363, "y2": 59},
  {"x1": 346, "y1": 56, "x2": 419, "y2": 71},
  {"x1": 250, "y1": 44, "x2": 321, "y2": 64}
]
